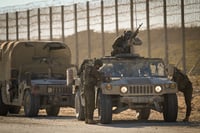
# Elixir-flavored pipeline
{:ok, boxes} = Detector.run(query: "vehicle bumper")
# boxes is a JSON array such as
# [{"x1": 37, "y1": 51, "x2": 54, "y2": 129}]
[{"x1": 120, "y1": 95, "x2": 164, "y2": 104}]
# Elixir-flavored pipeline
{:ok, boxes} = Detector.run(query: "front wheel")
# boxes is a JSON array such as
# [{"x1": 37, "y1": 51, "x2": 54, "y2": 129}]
[
  {"x1": 46, "y1": 106, "x2": 60, "y2": 116},
  {"x1": 75, "y1": 90, "x2": 85, "y2": 120},
  {"x1": 24, "y1": 90, "x2": 40, "y2": 117},
  {"x1": 163, "y1": 94, "x2": 178, "y2": 122},
  {"x1": 98, "y1": 90, "x2": 112, "y2": 124}
]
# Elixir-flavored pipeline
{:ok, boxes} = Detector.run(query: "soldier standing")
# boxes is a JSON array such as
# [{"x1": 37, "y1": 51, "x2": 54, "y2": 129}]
[
  {"x1": 84, "y1": 59, "x2": 103, "y2": 124},
  {"x1": 171, "y1": 67, "x2": 193, "y2": 122}
]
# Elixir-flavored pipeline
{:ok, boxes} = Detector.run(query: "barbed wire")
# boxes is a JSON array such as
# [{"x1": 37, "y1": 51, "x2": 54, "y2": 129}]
[{"x1": 0, "y1": 0, "x2": 199, "y2": 40}]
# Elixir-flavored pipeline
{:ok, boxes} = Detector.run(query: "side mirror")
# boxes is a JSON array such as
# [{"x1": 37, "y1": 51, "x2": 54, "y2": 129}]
[
  {"x1": 0, "y1": 49, "x2": 2, "y2": 61},
  {"x1": 166, "y1": 64, "x2": 175, "y2": 76}
]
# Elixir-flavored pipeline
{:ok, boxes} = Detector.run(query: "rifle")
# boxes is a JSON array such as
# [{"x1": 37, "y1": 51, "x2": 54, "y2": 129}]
[{"x1": 132, "y1": 23, "x2": 143, "y2": 38}]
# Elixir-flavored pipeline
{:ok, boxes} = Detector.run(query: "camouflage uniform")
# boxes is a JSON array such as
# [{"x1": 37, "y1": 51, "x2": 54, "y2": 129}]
[
  {"x1": 83, "y1": 59, "x2": 103, "y2": 124},
  {"x1": 111, "y1": 31, "x2": 132, "y2": 56},
  {"x1": 111, "y1": 30, "x2": 142, "y2": 56},
  {"x1": 172, "y1": 67, "x2": 193, "y2": 122}
]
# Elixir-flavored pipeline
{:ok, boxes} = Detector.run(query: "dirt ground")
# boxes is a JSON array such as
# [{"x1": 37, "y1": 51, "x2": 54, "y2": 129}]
[{"x1": 50, "y1": 76, "x2": 200, "y2": 122}]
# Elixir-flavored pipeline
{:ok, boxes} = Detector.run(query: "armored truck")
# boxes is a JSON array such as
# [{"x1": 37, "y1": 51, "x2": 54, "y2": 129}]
[
  {"x1": 0, "y1": 41, "x2": 74, "y2": 117},
  {"x1": 74, "y1": 54, "x2": 178, "y2": 124}
]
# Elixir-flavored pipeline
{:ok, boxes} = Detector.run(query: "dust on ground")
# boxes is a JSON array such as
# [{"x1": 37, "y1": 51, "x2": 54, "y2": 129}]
[{"x1": 44, "y1": 76, "x2": 200, "y2": 122}]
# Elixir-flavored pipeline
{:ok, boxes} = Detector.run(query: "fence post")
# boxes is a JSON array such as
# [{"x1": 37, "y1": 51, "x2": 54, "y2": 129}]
[
  {"x1": 115, "y1": 0, "x2": 119, "y2": 36},
  {"x1": 163, "y1": 0, "x2": 168, "y2": 65},
  {"x1": 87, "y1": 1, "x2": 91, "y2": 58},
  {"x1": 181, "y1": 0, "x2": 186, "y2": 73},
  {"x1": 27, "y1": 10, "x2": 30, "y2": 40},
  {"x1": 38, "y1": 8, "x2": 41, "y2": 40},
  {"x1": 16, "y1": 11, "x2": 19, "y2": 41},
  {"x1": 6, "y1": 13, "x2": 9, "y2": 41},
  {"x1": 146, "y1": 0, "x2": 151, "y2": 57},
  {"x1": 101, "y1": 0, "x2": 105, "y2": 57},
  {"x1": 74, "y1": 4, "x2": 79, "y2": 66},
  {"x1": 49, "y1": 7, "x2": 53, "y2": 41},
  {"x1": 61, "y1": 6, "x2": 65, "y2": 42},
  {"x1": 130, "y1": 0, "x2": 134, "y2": 31}
]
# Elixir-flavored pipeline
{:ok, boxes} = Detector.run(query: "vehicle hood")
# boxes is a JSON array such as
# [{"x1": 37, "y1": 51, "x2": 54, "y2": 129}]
[
  {"x1": 109, "y1": 77, "x2": 173, "y2": 85},
  {"x1": 31, "y1": 79, "x2": 66, "y2": 85}
]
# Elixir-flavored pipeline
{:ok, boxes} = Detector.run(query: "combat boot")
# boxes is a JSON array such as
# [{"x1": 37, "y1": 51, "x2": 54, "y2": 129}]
[
  {"x1": 87, "y1": 119, "x2": 97, "y2": 124},
  {"x1": 85, "y1": 118, "x2": 88, "y2": 124}
]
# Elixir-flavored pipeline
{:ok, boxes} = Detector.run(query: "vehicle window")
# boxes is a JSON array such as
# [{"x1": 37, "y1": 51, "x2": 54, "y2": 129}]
[{"x1": 100, "y1": 59, "x2": 165, "y2": 77}]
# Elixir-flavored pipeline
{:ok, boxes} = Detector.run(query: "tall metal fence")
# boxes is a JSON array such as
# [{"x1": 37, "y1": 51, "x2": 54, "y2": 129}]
[{"x1": 0, "y1": 0, "x2": 200, "y2": 72}]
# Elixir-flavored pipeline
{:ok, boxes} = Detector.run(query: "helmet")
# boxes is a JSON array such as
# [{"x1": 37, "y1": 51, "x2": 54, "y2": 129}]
[
  {"x1": 124, "y1": 30, "x2": 133, "y2": 40},
  {"x1": 94, "y1": 59, "x2": 103, "y2": 67}
]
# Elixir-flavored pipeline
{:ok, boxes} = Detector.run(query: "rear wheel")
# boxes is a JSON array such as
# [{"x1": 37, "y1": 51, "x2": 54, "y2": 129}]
[
  {"x1": 98, "y1": 90, "x2": 112, "y2": 124},
  {"x1": 75, "y1": 90, "x2": 85, "y2": 120},
  {"x1": 24, "y1": 90, "x2": 40, "y2": 117},
  {"x1": 46, "y1": 106, "x2": 60, "y2": 116},
  {"x1": 136, "y1": 108, "x2": 150, "y2": 120},
  {"x1": 163, "y1": 94, "x2": 178, "y2": 122},
  {"x1": 0, "y1": 91, "x2": 8, "y2": 116}
]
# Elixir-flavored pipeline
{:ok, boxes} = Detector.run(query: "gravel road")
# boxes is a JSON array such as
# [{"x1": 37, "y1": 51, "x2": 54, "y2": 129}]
[{"x1": 0, "y1": 108, "x2": 199, "y2": 133}]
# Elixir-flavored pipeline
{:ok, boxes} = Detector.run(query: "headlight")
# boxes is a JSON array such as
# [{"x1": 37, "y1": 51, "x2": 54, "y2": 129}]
[
  {"x1": 106, "y1": 84, "x2": 112, "y2": 90},
  {"x1": 120, "y1": 86, "x2": 128, "y2": 94},
  {"x1": 155, "y1": 86, "x2": 162, "y2": 93},
  {"x1": 48, "y1": 87, "x2": 53, "y2": 93}
]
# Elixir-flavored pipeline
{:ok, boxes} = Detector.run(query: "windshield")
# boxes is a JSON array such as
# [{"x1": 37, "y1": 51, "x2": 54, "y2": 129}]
[{"x1": 100, "y1": 59, "x2": 166, "y2": 77}]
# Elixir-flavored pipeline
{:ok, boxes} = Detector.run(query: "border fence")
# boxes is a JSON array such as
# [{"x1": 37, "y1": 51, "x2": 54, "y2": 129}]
[{"x1": 0, "y1": 0, "x2": 200, "y2": 73}]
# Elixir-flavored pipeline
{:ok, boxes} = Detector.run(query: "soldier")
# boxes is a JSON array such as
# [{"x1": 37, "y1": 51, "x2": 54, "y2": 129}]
[
  {"x1": 171, "y1": 67, "x2": 193, "y2": 122},
  {"x1": 83, "y1": 59, "x2": 103, "y2": 124},
  {"x1": 111, "y1": 24, "x2": 142, "y2": 56}
]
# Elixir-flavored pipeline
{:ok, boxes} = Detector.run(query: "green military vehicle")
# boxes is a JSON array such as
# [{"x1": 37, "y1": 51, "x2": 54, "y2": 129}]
[
  {"x1": 0, "y1": 41, "x2": 74, "y2": 117},
  {"x1": 74, "y1": 54, "x2": 178, "y2": 124}
]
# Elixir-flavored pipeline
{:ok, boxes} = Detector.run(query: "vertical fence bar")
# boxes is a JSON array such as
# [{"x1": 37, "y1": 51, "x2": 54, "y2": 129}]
[
  {"x1": 130, "y1": 0, "x2": 134, "y2": 31},
  {"x1": 27, "y1": 10, "x2": 30, "y2": 40},
  {"x1": 38, "y1": 8, "x2": 41, "y2": 40},
  {"x1": 6, "y1": 13, "x2": 9, "y2": 41},
  {"x1": 101, "y1": 0, "x2": 105, "y2": 57},
  {"x1": 61, "y1": 6, "x2": 65, "y2": 42},
  {"x1": 163, "y1": 0, "x2": 168, "y2": 64},
  {"x1": 74, "y1": 4, "x2": 79, "y2": 66},
  {"x1": 115, "y1": 0, "x2": 119, "y2": 36},
  {"x1": 181, "y1": 0, "x2": 186, "y2": 73},
  {"x1": 16, "y1": 11, "x2": 19, "y2": 41},
  {"x1": 87, "y1": 1, "x2": 91, "y2": 58},
  {"x1": 146, "y1": 0, "x2": 151, "y2": 57},
  {"x1": 49, "y1": 7, "x2": 53, "y2": 40}
]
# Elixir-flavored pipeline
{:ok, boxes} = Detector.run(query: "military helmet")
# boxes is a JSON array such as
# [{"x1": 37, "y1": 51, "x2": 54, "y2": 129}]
[
  {"x1": 94, "y1": 59, "x2": 103, "y2": 67},
  {"x1": 124, "y1": 30, "x2": 133, "y2": 40}
]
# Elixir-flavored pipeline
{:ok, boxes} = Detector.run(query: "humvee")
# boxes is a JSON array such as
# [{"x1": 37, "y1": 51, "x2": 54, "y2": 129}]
[
  {"x1": 0, "y1": 41, "x2": 74, "y2": 117},
  {"x1": 74, "y1": 54, "x2": 178, "y2": 124}
]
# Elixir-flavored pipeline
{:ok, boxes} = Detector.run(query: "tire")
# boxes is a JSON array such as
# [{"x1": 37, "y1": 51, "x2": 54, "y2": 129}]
[
  {"x1": 163, "y1": 94, "x2": 178, "y2": 122},
  {"x1": 75, "y1": 90, "x2": 85, "y2": 120},
  {"x1": 24, "y1": 90, "x2": 40, "y2": 117},
  {"x1": 0, "y1": 91, "x2": 8, "y2": 116},
  {"x1": 46, "y1": 106, "x2": 60, "y2": 116},
  {"x1": 98, "y1": 90, "x2": 112, "y2": 124},
  {"x1": 136, "y1": 108, "x2": 150, "y2": 120},
  {"x1": 8, "y1": 106, "x2": 21, "y2": 114}
]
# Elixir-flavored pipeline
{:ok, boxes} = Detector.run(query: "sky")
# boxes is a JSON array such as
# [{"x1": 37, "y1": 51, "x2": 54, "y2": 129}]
[
  {"x1": 0, "y1": 0, "x2": 91, "y2": 7},
  {"x1": 0, "y1": 0, "x2": 89, "y2": 13}
]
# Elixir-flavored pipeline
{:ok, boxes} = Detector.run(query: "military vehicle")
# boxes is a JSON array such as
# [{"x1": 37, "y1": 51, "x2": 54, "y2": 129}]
[
  {"x1": 0, "y1": 41, "x2": 74, "y2": 117},
  {"x1": 74, "y1": 54, "x2": 178, "y2": 124}
]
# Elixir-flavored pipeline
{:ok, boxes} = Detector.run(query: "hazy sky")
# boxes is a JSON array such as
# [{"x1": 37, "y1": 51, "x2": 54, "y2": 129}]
[{"x1": 0, "y1": 0, "x2": 87, "y2": 8}]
